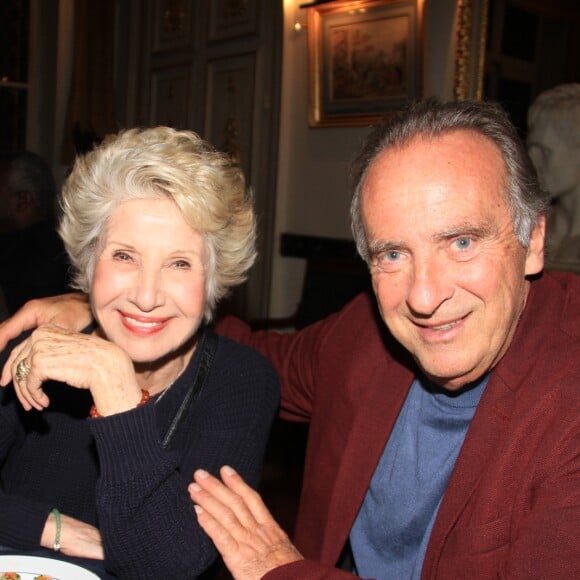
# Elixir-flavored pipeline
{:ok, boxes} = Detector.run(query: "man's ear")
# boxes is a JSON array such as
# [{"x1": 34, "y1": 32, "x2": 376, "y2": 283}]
[{"x1": 525, "y1": 214, "x2": 546, "y2": 276}]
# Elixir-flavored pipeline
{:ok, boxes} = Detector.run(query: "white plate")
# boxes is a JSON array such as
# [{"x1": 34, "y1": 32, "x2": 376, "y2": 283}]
[{"x1": 0, "y1": 555, "x2": 100, "y2": 580}]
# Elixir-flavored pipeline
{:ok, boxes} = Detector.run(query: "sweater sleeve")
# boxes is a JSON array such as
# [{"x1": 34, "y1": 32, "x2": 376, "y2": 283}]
[
  {"x1": 89, "y1": 341, "x2": 279, "y2": 580},
  {"x1": 0, "y1": 387, "x2": 53, "y2": 550}
]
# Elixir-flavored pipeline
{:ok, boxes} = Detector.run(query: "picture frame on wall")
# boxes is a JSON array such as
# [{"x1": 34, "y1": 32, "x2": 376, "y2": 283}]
[
  {"x1": 454, "y1": 0, "x2": 489, "y2": 100},
  {"x1": 307, "y1": 0, "x2": 423, "y2": 127}
]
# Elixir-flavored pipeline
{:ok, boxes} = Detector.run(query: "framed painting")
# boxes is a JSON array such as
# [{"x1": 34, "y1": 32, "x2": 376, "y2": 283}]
[
  {"x1": 454, "y1": 0, "x2": 489, "y2": 100},
  {"x1": 307, "y1": 0, "x2": 423, "y2": 127}
]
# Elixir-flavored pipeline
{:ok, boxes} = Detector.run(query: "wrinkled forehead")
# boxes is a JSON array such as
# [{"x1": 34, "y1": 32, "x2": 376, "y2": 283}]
[
  {"x1": 360, "y1": 130, "x2": 510, "y2": 218},
  {"x1": 365, "y1": 129, "x2": 505, "y2": 185}
]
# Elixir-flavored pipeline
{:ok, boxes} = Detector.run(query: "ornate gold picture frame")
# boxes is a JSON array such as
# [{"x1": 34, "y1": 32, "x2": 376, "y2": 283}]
[
  {"x1": 454, "y1": 0, "x2": 489, "y2": 100},
  {"x1": 307, "y1": 0, "x2": 423, "y2": 127}
]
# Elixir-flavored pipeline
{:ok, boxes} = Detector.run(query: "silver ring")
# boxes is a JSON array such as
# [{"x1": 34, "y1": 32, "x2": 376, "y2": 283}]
[{"x1": 14, "y1": 358, "x2": 31, "y2": 382}]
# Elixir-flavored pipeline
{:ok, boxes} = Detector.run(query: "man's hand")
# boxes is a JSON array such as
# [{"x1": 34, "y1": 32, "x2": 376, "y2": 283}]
[
  {"x1": 0, "y1": 293, "x2": 90, "y2": 351},
  {"x1": 189, "y1": 466, "x2": 303, "y2": 580}
]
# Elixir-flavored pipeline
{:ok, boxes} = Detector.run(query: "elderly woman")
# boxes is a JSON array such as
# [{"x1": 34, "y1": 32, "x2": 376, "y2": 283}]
[{"x1": 0, "y1": 127, "x2": 279, "y2": 579}]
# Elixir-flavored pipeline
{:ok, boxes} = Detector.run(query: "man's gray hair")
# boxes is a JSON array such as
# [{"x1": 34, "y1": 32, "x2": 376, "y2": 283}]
[{"x1": 350, "y1": 99, "x2": 550, "y2": 262}]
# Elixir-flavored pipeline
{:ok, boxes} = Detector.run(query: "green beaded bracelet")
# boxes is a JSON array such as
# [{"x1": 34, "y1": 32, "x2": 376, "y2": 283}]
[{"x1": 51, "y1": 508, "x2": 61, "y2": 552}]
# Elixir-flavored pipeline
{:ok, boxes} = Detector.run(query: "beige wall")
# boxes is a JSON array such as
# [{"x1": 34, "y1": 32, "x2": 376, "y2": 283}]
[
  {"x1": 31, "y1": 0, "x2": 460, "y2": 318},
  {"x1": 270, "y1": 0, "x2": 458, "y2": 317}
]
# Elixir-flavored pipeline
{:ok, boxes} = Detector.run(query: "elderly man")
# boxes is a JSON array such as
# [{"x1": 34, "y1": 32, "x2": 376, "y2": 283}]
[
  {"x1": 1, "y1": 100, "x2": 579, "y2": 579},
  {"x1": 190, "y1": 99, "x2": 579, "y2": 579}
]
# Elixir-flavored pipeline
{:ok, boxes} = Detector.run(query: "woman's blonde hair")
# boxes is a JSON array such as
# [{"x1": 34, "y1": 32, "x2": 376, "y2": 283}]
[{"x1": 59, "y1": 126, "x2": 256, "y2": 321}]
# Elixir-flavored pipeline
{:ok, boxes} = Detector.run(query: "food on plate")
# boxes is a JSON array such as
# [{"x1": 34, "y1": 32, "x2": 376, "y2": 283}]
[{"x1": 0, "y1": 572, "x2": 54, "y2": 580}]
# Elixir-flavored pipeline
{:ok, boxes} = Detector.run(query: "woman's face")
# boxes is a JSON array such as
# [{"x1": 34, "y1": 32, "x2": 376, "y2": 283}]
[{"x1": 91, "y1": 197, "x2": 206, "y2": 366}]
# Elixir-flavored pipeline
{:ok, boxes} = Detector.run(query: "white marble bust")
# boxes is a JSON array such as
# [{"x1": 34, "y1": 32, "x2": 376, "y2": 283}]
[{"x1": 527, "y1": 83, "x2": 580, "y2": 273}]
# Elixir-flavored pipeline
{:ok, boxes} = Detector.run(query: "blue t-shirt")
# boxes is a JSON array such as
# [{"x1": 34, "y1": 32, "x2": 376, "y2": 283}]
[{"x1": 350, "y1": 374, "x2": 488, "y2": 579}]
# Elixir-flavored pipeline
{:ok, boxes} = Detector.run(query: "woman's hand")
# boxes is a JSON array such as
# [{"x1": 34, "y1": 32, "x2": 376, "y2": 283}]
[
  {"x1": 0, "y1": 293, "x2": 91, "y2": 352},
  {"x1": 2, "y1": 325, "x2": 142, "y2": 415},
  {"x1": 189, "y1": 466, "x2": 303, "y2": 580},
  {"x1": 41, "y1": 510, "x2": 104, "y2": 560}
]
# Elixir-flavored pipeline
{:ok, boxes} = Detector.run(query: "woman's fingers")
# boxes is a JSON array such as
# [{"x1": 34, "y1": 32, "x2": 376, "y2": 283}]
[
  {"x1": 5, "y1": 337, "x2": 47, "y2": 410},
  {"x1": 13, "y1": 356, "x2": 49, "y2": 410}
]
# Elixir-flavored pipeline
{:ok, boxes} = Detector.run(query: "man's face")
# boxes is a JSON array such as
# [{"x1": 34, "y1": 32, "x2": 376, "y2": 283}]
[{"x1": 361, "y1": 130, "x2": 545, "y2": 390}]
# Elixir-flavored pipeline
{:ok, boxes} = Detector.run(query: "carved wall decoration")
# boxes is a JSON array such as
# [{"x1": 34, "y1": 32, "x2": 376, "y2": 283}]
[
  {"x1": 209, "y1": 0, "x2": 258, "y2": 40},
  {"x1": 205, "y1": 54, "x2": 256, "y2": 181},
  {"x1": 150, "y1": 65, "x2": 191, "y2": 128},
  {"x1": 153, "y1": 0, "x2": 193, "y2": 52}
]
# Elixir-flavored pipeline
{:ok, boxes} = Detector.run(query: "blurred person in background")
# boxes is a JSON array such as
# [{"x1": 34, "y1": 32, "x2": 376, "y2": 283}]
[{"x1": 0, "y1": 151, "x2": 70, "y2": 319}]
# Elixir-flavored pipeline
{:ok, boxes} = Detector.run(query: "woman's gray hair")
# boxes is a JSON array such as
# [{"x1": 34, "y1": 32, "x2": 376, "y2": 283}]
[
  {"x1": 350, "y1": 99, "x2": 550, "y2": 262},
  {"x1": 59, "y1": 126, "x2": 256, "y2": 321}
]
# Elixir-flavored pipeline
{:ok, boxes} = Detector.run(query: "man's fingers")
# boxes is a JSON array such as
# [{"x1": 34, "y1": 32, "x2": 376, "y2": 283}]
[
  {"x1": 193, "y1": 503, "x2": 240, "y2": 554},
  {"x1": 192, "y1": 467, "x2": 279, "y2": 529},
  {"x1": 191, "y1": 469, "x2": 257, "y2": 532},
  {"x1": 190, "y1": 468, "x2": 304, "y2": 578},
  {"x1": 218, "y1": 466, "x2": 280, "y2": 525},
  {"x1": 0, "y1": 293, "x2": 90, "y2": 368},
  {"x1": 191, "y1": 468, "x2": 289, "y2": 544},
  {"x1": 0, "y1": 299, "x2": 40, "y2": 352}
]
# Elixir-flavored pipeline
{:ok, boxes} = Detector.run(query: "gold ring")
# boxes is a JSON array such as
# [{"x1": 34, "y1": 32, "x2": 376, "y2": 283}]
[{"x1": 14, "y1": 358, "x2": 31, "y2": 382}]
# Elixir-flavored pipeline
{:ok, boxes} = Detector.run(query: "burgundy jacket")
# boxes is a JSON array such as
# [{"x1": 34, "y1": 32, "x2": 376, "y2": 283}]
[{"x1": 215, "y1": 271, "x2": 580, "y2": 579}]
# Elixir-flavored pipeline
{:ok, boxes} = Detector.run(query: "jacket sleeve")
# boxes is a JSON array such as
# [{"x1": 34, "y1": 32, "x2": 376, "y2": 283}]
[
  {"x1": 264, "y1": 560, "x2": 366, "y2": 579},
  {"x1": 212, "y1": 302, "x2": 366, "y2": 424}
]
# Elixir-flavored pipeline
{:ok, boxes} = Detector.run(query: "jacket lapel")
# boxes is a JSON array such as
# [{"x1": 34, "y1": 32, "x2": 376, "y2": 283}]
[
  {"x1": 419, "y1": 277, "x2": 554, "y2": 574},
  {"x1": 421, "y1": 372, "x2": 517, "y2": 575}
]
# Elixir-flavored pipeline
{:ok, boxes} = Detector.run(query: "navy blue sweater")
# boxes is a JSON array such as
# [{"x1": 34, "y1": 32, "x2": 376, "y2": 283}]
[{"x1": 0, "y1": 329, "x2": 279, "y2": 579}]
